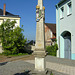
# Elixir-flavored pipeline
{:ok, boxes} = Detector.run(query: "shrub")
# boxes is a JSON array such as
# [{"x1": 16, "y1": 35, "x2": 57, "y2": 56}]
[
  {"x1": 2, "y1": 50, "x2": 12, "y2": 56},
  {"x1": 0, "y1": 19, "x2": 27, "y2": 55},
  {"x1": 46, "y1": 44, "x2": 58, "y2": 56}
]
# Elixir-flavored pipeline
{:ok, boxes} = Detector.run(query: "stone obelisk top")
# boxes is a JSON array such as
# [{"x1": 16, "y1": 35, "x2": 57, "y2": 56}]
[
  {"x1": 38, "y1": 0, "x2": 43, "y2": 9},
  {"x1": 34, "y1": 0, "x2": 46, "y2": 58}
]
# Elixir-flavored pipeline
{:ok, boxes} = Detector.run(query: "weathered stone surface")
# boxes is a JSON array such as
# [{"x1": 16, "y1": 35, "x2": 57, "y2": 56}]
[
  {"x1": 29, "y1": 68, "x2": 69, "y2": 75},
  {"x1": 35, "y1": 0, "x2": 45, "y2": 52},
  {"x1": 29, "y1": 69, "x2": 51, "y2": 75},
  {"x1": 35, "y1": 57, "x2": 46, "y2": 71},
  {"x1": 33, "y1": 50, "x2": 46, "y2": 58},
  {"x1": 33, "y1": 0, "x2": 53, "y2": 73},
  {"x1": 34, "y1": 0, "x2": 46, "y2": 72}
]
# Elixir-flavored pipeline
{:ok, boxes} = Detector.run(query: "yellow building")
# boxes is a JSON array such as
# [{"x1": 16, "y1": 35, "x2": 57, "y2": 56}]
[{"x1": 0, "y1": 4, "x2": 20, "y2": 53}]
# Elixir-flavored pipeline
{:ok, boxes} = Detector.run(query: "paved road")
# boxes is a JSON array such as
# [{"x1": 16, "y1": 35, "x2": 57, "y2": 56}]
[
  {"x1": 26, "y1": 55, "x2": 75, "y2": 75},
  {"x1": 0, "y1": 60, "x2": 34, "y2": 75},
  {"x1": 0, "y1": 55, "x2": 75, "y2": 75},
  {"x1": 46, "y1": 55, "x2": 75, "y2": 67}
]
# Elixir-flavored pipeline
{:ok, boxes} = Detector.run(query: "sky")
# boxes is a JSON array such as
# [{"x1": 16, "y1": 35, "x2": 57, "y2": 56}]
[{"x1": 0, "y1": 0, "x2": 60, "y2": 41}]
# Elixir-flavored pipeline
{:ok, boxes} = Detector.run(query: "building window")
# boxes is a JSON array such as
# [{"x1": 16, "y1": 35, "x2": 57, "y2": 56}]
[
  {"x1": 60, "y1": 7, "x2": 64, "y2": 19},
  {"x1": 67, "y1": 2, "x2": 72, "y2": 16}
]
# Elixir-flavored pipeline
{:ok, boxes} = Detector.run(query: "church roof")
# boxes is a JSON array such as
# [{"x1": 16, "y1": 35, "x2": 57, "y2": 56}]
[{"x1": 56, "y1": 0, "x2": 67, "y2": 7}]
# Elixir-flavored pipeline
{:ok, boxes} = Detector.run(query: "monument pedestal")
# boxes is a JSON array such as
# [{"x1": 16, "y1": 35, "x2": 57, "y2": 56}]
[
  {"x1": 35, "y1": 57, "x2": 45, "y2": 71},
  {"x1": 33, "y1": 50, "x2": 46, "y2": 72},
  {"x1": 30, "y1": 70, "x2": 47, "y2": 75},
  {"x1": 29, "y1": 68, "x2": 52, "y2": 75}
]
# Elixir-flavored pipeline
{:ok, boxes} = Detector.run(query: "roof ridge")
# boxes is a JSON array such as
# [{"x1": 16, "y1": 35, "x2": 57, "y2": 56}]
[
  {"x1": 56, "y1": 0, "x2": 67, "y2": 7},
  {"x1": 0, "y1": 8, "x2": 20, "y2": 18},
  {"x1": 45, "y1": 23, "x2": 56, "y2": 24}
]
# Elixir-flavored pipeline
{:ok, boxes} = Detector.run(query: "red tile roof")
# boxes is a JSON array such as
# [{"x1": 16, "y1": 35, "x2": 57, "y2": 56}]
[
  {"x1": 45, "y1": 23, "x2": 56, "y2": 33},
  {"x1": 50, "y1": 37, "x2": 56, "y2": 39}
]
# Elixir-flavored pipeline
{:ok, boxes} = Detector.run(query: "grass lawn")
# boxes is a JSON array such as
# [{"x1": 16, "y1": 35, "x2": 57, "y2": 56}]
[
  {"x1": 51, "y1": 73, "x2": 53, "y2": 75},
  {"x1": 0, "y1": 53, "x2": 29, "y2": 56}
]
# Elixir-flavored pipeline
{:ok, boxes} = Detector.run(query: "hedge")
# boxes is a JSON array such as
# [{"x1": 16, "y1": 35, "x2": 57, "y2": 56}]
[{"x1": 46, "y1": 44, "x2": 58, "y2": 56}]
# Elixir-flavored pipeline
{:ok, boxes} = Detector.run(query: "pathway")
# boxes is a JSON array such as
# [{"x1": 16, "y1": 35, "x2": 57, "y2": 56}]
[
  {"x1": 0, "y1": 55, "x2": 75, "y2": 75},
  {"x1": 26, "y1": 55, "x2": 75, "y2": 75}
]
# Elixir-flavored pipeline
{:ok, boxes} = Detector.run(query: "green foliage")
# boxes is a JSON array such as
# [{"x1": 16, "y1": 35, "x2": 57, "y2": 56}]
[
  {"x1": 0, "y1": 53, "x2": 3, "y2": 55},
  {"x1": 50, "y1": 72, "x2": 53, "y2": 75},
  {"x1": 27, "y1": 40, "x2": 35, "y2": 45},
  {"x1": 2, "y1": 53, "x2": 28, "y2": 56},
  {"x1": 46, "y1": 44, "x2": 58, "y2": 56},
  {"x1": 2, "y1": 50, "x2": 12, "y2": 56},
  {"x1": 17, "y1": 53, "x2": 28, "y2": 56},
  {"x1": 0, "y1": 19, "x2": 27, "y2": 55}
]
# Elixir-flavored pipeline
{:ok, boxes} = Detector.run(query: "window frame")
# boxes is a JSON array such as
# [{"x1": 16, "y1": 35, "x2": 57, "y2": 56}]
[
  {"x1": 67, "y1": 1, "x2": 72, "y2": 16},
  {"x1": 60, "y1": 6, "x2": 64, "y2": 19}
]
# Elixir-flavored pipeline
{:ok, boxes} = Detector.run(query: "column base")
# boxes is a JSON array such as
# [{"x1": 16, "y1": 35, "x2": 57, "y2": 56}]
[
  {"x1": 29, "y1": 68, "x2": 68, "y2": 75},
  {"x1": 29, "y1": 69, "x2": 51, "y2": 75},
  {"x1": 35, "y1": 57, "x2": 45, "y2": 71}
]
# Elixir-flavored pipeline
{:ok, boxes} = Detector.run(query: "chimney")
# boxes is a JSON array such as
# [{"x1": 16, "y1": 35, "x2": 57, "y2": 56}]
[{"x1": 3, "y1": 4, "x2": 6, "y2": 16}]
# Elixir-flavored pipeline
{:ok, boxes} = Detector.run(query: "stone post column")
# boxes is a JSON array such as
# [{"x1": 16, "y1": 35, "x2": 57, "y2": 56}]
[{"x1": 34, "y1": 0, "x2": 46, "y2": 72}]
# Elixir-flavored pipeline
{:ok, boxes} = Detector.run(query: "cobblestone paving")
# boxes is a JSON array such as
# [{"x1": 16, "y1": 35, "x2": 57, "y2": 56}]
[
  {"x1": 0, "y1": 60, "x2": 34, "y2": 75},
  {"x1": 46, "y1": 56, "x2": 75, "y2": 67},
  {"x1": 25, "y1": 56, "x2": 75, "y2": 75},
  {"x1": 0, "y1": 55, "x2": 75, "y2": 75},
  {"x1": 46, "y1": 62, "x2": 75, "y2": 75}
]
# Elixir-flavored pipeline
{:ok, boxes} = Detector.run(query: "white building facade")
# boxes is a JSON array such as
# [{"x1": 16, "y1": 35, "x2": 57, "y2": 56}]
[
  {"x1": 56, "y1": 0, "x2": 75, "y2": 60},
  {"x1": 0, "y1": 4, "x2": 20, "y2": 53}
]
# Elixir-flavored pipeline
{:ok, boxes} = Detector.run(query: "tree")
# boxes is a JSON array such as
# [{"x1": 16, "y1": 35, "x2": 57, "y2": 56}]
[
  {"x1": 0, "y1": 19, "x2": 27, "y2": 55},
  {"x1": 27, "y1": 40, "x2": 35, "y2": 45}
]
